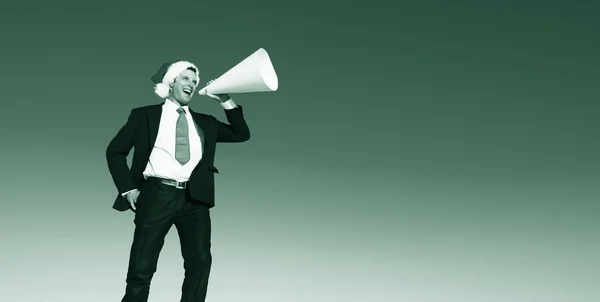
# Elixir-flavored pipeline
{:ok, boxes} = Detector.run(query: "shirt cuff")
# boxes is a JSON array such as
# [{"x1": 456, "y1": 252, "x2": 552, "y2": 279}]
[
  {"x1": 121, "y1": 189, "x2": 136, "y2": 197},
  {"x1": 221, "y1": 99, "x2": 238, "y2": 110}
]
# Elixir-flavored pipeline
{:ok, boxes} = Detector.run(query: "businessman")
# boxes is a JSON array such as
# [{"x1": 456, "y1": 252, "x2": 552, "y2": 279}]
[{"x1": 106, "y1": 60, "x2": 250, "y2": 302}]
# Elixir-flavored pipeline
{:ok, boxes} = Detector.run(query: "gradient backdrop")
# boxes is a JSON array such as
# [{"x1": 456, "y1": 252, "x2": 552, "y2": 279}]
[{"x1": 0, "y1": 1, "x2": 598, "y2": 301}]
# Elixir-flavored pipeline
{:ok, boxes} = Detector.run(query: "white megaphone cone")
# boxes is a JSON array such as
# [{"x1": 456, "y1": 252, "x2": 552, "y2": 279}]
[{"x1": 198, "y1": 48, "x2": 278, "y2": 95}]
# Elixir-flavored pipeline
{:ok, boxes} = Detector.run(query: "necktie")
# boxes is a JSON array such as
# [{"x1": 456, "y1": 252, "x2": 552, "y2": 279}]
[{"x1": 175, "y1": 108, "x2": 190, "y2": 165}]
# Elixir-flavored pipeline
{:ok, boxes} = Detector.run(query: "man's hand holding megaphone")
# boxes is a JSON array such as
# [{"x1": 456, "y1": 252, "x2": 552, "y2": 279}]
[{"x1": 203, "y1": 79, "x2": 231, "y2": 103}]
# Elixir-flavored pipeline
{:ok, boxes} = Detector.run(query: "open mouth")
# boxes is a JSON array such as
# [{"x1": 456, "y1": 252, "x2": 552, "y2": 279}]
[{"x1": 182, "y1": 87, "x2": 193, "y2": 96}]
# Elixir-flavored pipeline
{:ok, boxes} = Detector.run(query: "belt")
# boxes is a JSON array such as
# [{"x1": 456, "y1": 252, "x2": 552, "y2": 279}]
[{"x1": 156, "y1": 178, "x2": 188, "y2": 189}]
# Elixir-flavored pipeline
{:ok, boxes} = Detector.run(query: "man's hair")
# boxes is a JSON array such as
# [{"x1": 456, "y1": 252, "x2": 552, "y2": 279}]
[{"x1": 172, "y1": 66, "x2": 198, "y2": 84}]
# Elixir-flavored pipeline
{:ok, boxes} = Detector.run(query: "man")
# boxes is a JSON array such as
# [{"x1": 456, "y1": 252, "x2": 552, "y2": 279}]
[{"x1": 106, "y1": 60, "x2": 250, "y2": 302}]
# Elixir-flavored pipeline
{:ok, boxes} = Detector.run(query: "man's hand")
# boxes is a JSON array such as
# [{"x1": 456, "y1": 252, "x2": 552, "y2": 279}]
[
  {"x1": 125, "y1": 189, "x2": 140, "y2": 211},
  {"x1": 205, "y1": 79, "x2": 231, "y2": 103}
]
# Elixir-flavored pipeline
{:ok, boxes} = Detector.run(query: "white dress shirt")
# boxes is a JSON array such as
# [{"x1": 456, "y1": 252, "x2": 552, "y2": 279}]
[
  {"x1": 122, "y1": 98, "x2": 237, "y2": 196},
  {"x1": 143, "y1": 98, "x2": 203, "y2": 182}
]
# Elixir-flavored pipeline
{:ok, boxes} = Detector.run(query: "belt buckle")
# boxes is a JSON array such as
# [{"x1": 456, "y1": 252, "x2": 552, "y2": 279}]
[{"x1": 175, "y1": 181, "x2": 186, "y2": 189}]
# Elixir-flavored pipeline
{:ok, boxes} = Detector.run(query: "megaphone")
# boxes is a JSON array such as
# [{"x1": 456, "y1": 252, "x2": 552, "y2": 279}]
[{"x1": 198, "y1": 48, "x2": 278, "y2": 95}]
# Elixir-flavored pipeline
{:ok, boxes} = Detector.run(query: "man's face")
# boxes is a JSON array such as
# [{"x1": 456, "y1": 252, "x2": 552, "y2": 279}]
[{"x1": 169, "y1": 69, "x2": 198, "y2": 106}]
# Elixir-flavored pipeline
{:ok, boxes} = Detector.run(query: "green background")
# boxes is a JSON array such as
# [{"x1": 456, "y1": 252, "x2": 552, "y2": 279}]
[{"x1": 0, "y1": 1, "x2": 598, "y2": 301}]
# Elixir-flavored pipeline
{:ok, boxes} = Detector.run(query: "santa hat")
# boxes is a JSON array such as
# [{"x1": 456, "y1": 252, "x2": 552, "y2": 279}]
[{"x1": 150, "y1": 60, "x2": 200, "y2": 98}]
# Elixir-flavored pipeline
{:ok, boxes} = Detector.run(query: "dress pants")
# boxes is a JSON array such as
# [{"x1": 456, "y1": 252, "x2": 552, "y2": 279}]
[{"x1": 121, "y1": 177, "x2": 212, "y2": 302}]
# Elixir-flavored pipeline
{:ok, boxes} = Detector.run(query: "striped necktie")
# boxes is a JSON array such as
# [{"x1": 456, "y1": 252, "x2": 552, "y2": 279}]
[{"x1": 175, "y1": 107, "x2": 190, "y2": 165}]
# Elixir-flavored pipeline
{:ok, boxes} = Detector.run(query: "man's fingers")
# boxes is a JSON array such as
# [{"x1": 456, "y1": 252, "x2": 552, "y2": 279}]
[{"x1": 128, "y1": 193, "x2": 138, "y2": 211}]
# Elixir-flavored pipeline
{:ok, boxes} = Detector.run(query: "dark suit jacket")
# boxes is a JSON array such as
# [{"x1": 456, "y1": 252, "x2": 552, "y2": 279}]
[{"x1": 105, "y1": 103, "x2": 250, "y2": 212}]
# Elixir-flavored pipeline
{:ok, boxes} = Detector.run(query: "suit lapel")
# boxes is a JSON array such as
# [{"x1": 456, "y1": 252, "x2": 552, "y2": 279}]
[
  {"x1": 190, "y1": 112, "x2": 205, "y2": 153},
  {"x1": 190, "y1": 109, "x2": 208, "y2": 166},
  {"x1": 147, "y1": 104, "x2": 163, "y2": 151}
]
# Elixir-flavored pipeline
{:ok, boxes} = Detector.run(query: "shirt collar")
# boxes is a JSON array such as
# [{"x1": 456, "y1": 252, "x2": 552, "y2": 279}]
[{"x1": 164, "y1": 98, "x2": 190, "y2": 114}]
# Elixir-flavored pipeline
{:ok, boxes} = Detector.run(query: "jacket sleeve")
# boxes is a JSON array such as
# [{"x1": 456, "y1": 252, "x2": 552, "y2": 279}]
[
  {"x1": 106, "y1": 108, "x2": 140, "y2": 194},
  {"x1": 215, "y1": 105, "x2": 251, "y2": 143}
]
